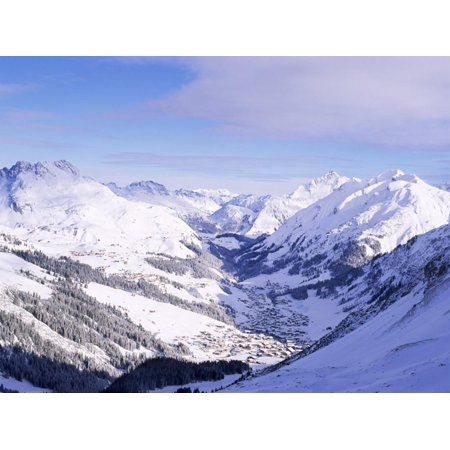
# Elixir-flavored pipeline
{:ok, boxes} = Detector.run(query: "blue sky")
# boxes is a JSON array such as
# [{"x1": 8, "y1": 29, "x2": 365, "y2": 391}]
[{"x1": 0, "y1": 56, "x2": 449, "y2": 194}]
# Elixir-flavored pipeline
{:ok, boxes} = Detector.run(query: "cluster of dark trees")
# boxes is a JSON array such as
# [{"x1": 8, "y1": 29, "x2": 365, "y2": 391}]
[
  {"x1": 0, "y1": 233, "x2": 23, "y2": 246},
  {"x1": 288, "y1": 253, "x2": 327, "y2": 276},
  {"x1": 105, "y1": 357, "x2": 250, "y2": 393},
  {"x1": 146, "y1": 241, "x2": 224, "y2": 282},
  {"x1": 424, "y1": 257, "x2": 448, "y2": 281},
  {"x1": 0, "y1": 309, "x2": 113, "y2": 392},
  {"x1": 0, "y1": 346, "x2": 110, "y2": 393},
  {"x1": 12, "y1": 248, "x2": 232, "y2": 324},
  {"x1": 175, "y1": 387, "x2": 201, "y2": 393},
  {"x1": 145, "y1": 255, "x2": 219, "y2": 280}
]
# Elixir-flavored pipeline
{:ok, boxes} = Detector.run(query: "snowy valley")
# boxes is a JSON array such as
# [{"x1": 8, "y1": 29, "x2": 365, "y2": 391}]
[{"x1": 0, "y1": 160, "x2": 448, "y2": 393}]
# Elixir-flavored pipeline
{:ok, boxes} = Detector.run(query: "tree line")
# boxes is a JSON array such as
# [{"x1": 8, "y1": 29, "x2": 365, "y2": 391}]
[{"x1": 105, "y1": 357, "x2": 250, "y2": 393}]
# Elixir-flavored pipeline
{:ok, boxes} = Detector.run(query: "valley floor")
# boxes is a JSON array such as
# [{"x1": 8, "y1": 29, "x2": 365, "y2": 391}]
[{"x1": 225, "y1": 278, "x2": 450, "y2": 392}]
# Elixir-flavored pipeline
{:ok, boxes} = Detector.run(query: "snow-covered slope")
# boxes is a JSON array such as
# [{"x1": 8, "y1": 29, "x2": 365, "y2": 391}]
[
  {"x1": 0, "y1": 161, "x2": 201, "y2": 264},
  {"x1": 0, "y1": 248, "x2": 170, "y2": 391},
  {"x1": 85, "y1": 281, "x2": 294, "y2": 363},
  {"x1": 226, "y1": 224, "x2": 450, "y2": 392}
]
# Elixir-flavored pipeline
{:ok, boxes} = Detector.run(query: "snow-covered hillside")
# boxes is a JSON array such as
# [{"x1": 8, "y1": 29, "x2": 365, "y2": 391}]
[
  {"x1": 0, "y1": 236, "x2": 297, "y2": 392},
  {"x1": 0, "y1": 161, "x2": 201, "y2": 261},
  {"x1": 225, "y1": 224, "x2": 450, "y2": 392},
  {"x1": 0, "y1": 161, "x2": 233, "y2": 332}
]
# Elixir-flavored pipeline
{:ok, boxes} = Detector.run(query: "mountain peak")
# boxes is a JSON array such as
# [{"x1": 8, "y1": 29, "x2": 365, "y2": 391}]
[
  {"x1": 52, "y1": 160, "x2": 80, "y2": 176},
  {"x1": 309, "y1": 170, "x2": 341, "y2": 183},
  {"x1": 128, "y1": 180, "x2": 169, "y2": 195},
  {"x1": 374, "y1": 169, "x2": 406, "y2": 182},
  {"x1": 289, "y1": 171, "x2": 351, "y2": 200},
  {"x1": 309, "y1": 170, "x2": 351, "y2": 188},
  {"x1": 3, "y1": 160, "x2": 80, "y2": 179},
  {"x1": 324, "y1": 170, "x2": 340, "y2": 178}
]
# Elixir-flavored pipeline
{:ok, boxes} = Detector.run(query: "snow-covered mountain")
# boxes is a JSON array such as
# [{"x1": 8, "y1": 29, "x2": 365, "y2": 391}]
[
  {"x1": 210, "y1": 171, "x2": 352, "y2": 236},
  {"x1": 0, "y1": 238, "x2": 294, "y2": 392},
  {"x1": 209, "y1": 194, "x2": 272, "y2": 235},
  {"x1": 1, "y1": 160, "x2": 449, "y2": 392},
  {"x1": 0, "y1": 160, "x2": 200, "y2": 260},
  {"x1": 237, "y1": 170, "x2": 450, "y2": 278},
  {"x1": 219, "y1": 170, "x2": 450, "y2": 345},
  {"x1": 108, "y1": 170, "x2": 352, "y2": 238},
  {"x1": 107, "y1": 179, "x2": 236, "y2": 232},
  {"x1": 226, "y1": 224, "x2": 450, "y2": 392},
  {"x1": 176, "y1": 187, "x2": 237, "y2": 213}
]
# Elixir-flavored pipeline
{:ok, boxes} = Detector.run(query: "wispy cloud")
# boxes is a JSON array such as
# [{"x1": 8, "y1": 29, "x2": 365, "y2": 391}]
[
  {"x1": 0, "y1": 136, "x2": 83, "y2": 151},
  {"x1": 0, "y1": 108, "x2": 98, "y2": 136},
  {"x1": 144, "y1": 57, "x2": 450, "y2": 147},
  {"x1": 3, "y1": 108, "x2": 55, "y2": 122},
  {"x1": 0, "y1": 83, "x2": 37, "y2": 98},
  {"x1": 102, "y1": 151, "x2": 351, "y2": 180},
  {"x1": 103, "y1": 56, "x2": 186, "y2": 67}
]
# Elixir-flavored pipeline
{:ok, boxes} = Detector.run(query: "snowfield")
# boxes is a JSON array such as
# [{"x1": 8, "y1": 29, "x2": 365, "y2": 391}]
[{"x1": 152, "y1": 374, "x2": 242, "y2": 393}]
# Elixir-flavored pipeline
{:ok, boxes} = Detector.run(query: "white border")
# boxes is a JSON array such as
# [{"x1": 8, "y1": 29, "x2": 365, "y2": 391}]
[
  {"x1": 1, "y1": 1, "x2": 450, "y2": 449},
  {"x1": 1, "y1": 0, "x2": 450, "y2": 56},
  {"x1": 0, "y1": 393, "x2": 449, "y2": 449}
]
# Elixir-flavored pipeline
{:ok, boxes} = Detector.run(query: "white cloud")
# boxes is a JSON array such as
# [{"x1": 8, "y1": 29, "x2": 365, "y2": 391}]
[{"x1": 148, "y1": 57, "x2": 450, "y2": 147}]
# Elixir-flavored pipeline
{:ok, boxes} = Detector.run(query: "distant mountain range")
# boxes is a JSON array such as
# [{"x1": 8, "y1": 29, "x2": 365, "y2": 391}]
[{"x1": 107, "y1": 170, "x2": 353, "y2": 236}]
